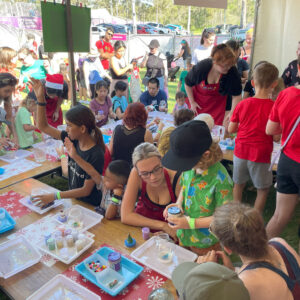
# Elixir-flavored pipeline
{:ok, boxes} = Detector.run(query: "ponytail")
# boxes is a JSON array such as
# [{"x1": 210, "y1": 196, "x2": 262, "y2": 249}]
[{"x1": 93, "y1": 126, "x2": 105, "y2": 152}]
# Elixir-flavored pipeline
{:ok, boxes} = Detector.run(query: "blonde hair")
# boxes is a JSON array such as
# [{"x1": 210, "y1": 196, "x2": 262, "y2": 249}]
[
  {"x1": 0, "y1": 47, "x2": 17, "y2": 69},
  {"x1": 158, "y1": 127, "x2": 175, "y2": 156},
  {"x1": 194, "y1": 113, "x2": 214, "y2": 131},
  {"x1": 253, "y1": 62, "x2": 279, "y2": 89},
  {"x1": 132, "y1": 142, "x2": 161, "y2": 166},
  {"x1": 195, "y1": 141, "x2": 222, "y2": 170},
  {"x1": 211, "y1": 202, "x2": 268, "y2": 259}
]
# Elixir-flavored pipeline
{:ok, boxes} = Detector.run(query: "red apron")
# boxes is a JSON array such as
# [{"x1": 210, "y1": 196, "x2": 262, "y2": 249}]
[
  {"x1": 46, "y1": 96, "x2": 63, "y2": 128},
  {"x1": 192, "y1": 80, "x2": 227, "y2": 126}
]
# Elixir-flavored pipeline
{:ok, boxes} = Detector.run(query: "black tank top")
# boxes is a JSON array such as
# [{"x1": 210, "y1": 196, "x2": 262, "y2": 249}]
[
  {"x1": 112, "y1": 125, "x2": 146, "y2": 166},
  {"x1": 146, "y1": 52, "x2": 164, "y2": 78}
]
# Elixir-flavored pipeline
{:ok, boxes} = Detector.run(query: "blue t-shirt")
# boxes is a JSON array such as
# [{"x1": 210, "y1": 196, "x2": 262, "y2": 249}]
[
  {"x1": 112, "y1": 96, "x2": 128, "y2": 113},
  {"x1": 140, "y1": 90, "x2": 168, "y2": 110}
]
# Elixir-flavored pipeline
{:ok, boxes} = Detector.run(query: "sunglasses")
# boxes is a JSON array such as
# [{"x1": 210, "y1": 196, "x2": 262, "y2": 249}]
[
  {"x1": 107, "y1": 32, "x2": 114, "y2": 36},
  {"x1": 149, "y1": 47, "x2": 155, "y2": 50}
]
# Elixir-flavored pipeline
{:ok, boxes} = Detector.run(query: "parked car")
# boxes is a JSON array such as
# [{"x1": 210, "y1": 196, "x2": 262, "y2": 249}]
[
  {"x1": 92, "y1": 25, "x2": 106, "y2": 37},
  {"x1": 97, "y1": 23, "x2": 127, "y2": 34},
  {"x1": 144, "y1": 24, "x2": 158, "y2": 34},
  {"x1": 147, "y1": 22, "x2": 170, "y2": 34},
  {"x1": 165, "y1": 24, "x2": 179, "y2": 34}
]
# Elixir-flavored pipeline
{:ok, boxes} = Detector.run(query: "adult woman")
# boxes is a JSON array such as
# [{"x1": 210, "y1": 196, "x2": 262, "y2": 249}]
[
  {"x1": 191, "y1": 28, "x2": 215, "y2": 66},
  {"x1": 177, "y1": 39, "x2": 191, "y2": 70},
  {"x1": 240, "y1": 28, "x2": 253, "y2": 64},
  {"x1": 140, "y1": 39, "x2": 168, "y2": 90},
  {"x1": 110, "y1": 41, "x2": 132, "y2": 98},
  {"x1": 185, "y1": 44, "x2": 242, "y2": 126},
  {"x1": 108, "y1": 103, "x2": 153, "y2": 166},
  {"x1": 199, "y1": 202, "x2": 300, "y2": 300},
  {"x1": 0, "y1": 47, "x2": 17, "y2": 74},
  {"x1": 265, "y1": 55, "x2": 300, "y2": 239},
  {"x1": 121, "y1": 142, "x2": 181, "y2": 240},
  {"x1": 282, "y1": 41, "x2": 300, "y2": 87}
]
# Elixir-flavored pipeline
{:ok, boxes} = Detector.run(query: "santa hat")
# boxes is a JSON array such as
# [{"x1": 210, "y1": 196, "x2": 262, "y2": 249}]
[{"x1": 45, "y1": 74, "x2": 64, "y2": 90}]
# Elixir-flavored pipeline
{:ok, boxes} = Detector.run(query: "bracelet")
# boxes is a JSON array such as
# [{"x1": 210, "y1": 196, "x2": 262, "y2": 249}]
[
  {"x1": 37, "y1": 102, "x2": 46, "y2": 106},
  {"x1": 60, "y1": 154, "x2": 66, "y2": 159},
  {"x1": 56, "y1": 191, "x2": 61, "y2": 200},
  {"x1": 187, "y1": 216, "x2": 196, "y2": 229},
  {"x1": 157, "y1": 130, "x2": 162, "y2": 134},
  {"x1": 111, "y1": 197, "x2": 121, "y2": 205}
]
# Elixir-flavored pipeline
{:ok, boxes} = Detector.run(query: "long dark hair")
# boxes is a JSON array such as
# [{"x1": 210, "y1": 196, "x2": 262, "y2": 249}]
[
  {"x1": 181, "y1": 39, "x2": 191, "y2": 56},
  {"x1": 200, "y1": 28, "x2": 215, "y2": 45},
  {"x1": 65, "y1": 104, "x2": 105, "y2": 152}
]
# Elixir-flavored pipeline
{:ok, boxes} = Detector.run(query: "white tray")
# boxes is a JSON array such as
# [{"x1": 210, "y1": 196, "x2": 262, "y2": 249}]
[
  {"x1": 0, "y1": 236, "x2": 41, "y2": 279},
  {"x1": 27, "y1": 274, "x2": 101, "y2": 300},
  {"x1": 53, "y1": 204, "x2": 103, "y2": 232},
  {"x1": 0, "y1": 149, "x2": 32, "y2": 163},
  {"x1": 130, "y1": 236, "x2": 197, "y2": 279},
  {"x1": 37, "y1": 233, "x2": 94, "y2": 265},
  {"x1": 19, "y1": 196, "x2": 64, "y2": 215}
]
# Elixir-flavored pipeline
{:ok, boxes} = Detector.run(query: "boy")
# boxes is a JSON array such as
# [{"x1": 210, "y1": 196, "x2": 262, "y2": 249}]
[
  {"x1": 177, "y1": 58, "x2": 192, "y2": 108},
  {"x1": 228, "y1": 62, "x2": 280, "y2": 213}
]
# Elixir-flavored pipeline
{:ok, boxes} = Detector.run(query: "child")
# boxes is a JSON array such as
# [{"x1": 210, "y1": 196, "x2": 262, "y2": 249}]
[
  {"x1": 228, "y1": 62, "x2": 280, "y2": 213},
  {"x1": 15, "y1": 93, "x2": 37, "y2": 148},
  {"x1": 111, "y1": 81, "x2": 128, "y2": 120},
  {"x1": 102, "y1": 160, "x2": 130, "y2": 219},
  {"x1": 163, "y1": 120, "x2": 233, "y2": 255},
  {"x1": 177, "y1": 58, "x2": 192, "y2": 108},
  {"x1": 59, "y1": 63, "x2": 71, "y2": 100},
  {"x1": 89, "y1": 80, "x2": 116, "y2": 127},
  {"x1": 30, "y1": 78, "x2": 105, "y2": 207},
  {"x1": 172, "y1": 91, "x2": 189, "y2": 114},
  {"x1": 129, "y1": 58, "x2": 142, "y2": 103}
]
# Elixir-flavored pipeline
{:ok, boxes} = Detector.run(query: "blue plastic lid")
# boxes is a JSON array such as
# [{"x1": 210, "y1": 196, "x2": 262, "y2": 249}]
[
  {"x1": 0, "y1": 168, "x2": 5, "y2": 175},
  {"x1": 168, "y1": 206, "x2": 181, "y2": 215},
  {"x1": 108, "y1": 252, "x2": 121, "y2": 262}
]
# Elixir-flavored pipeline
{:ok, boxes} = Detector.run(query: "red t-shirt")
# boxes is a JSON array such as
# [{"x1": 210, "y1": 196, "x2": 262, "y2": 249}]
[
  {"x1": 269, "y1": 87, "x2": 300, "y2": 163},
  {"x1": 231, "y1": 97, "x2": 274, "y2": 163},
  {"x1": 95, "y1": 40, "x2": 114, "y2": 70}
]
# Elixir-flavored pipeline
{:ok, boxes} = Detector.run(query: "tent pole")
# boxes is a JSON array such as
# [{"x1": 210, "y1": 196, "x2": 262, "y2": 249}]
[{"x1": 66, "y1": 0, "x2": 77, "y2": 106}]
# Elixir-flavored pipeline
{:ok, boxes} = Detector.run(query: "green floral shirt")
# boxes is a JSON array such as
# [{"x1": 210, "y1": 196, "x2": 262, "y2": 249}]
[{"x1": 177, "y1": 162, "x2": 233, "y2": 248}]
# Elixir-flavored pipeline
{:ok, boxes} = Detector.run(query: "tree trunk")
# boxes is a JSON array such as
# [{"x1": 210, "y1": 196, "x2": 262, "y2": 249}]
[{"x1": 240, "y1": 0, "x2": 247, "y2": 28}]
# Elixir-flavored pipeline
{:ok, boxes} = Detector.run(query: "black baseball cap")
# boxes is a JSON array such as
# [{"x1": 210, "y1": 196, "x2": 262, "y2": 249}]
[{"x1": 162, "y1": 120, "x2": 212, "y2": 172}]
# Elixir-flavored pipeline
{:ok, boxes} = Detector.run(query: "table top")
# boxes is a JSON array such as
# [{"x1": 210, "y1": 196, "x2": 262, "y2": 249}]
[
  {"x1": 0, "y1": 179, "x2": 176, "y2": 299},
  {"x1": 0, "y1": 152, "x2": 61, "y2": 190}
]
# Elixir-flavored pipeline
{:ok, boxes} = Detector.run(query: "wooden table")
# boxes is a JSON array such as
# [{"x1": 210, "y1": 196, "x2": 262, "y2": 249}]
[
  {"x1": 0, "y1": 179, "x2": 176, "y2": 299},
  {"x1": 0, "y1": 153, "x2": 61, "y2": 190}
]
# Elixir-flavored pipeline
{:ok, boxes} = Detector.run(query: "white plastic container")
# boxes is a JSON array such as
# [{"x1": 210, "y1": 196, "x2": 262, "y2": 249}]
[
  {"x1": 26, "y1": 274, "x2": 101, "y2": 300},
  {"x1": 0, "y1": 236, "x2": 41, "y2": 279}
]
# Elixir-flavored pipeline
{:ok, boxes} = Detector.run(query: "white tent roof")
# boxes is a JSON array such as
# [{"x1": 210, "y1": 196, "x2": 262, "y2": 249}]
[{"x1": 173, "y1": 0, "x2": 227, "y2": 9}]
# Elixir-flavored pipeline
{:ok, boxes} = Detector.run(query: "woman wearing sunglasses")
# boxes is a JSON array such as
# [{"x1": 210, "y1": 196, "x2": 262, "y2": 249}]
[{"x1": 121, "y1": 142, "x2": 181, "y2": 241}]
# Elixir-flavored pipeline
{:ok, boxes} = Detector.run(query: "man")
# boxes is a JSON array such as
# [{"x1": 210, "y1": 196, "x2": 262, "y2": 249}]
[
  {"x1": 282, "y1": 41, "x2": 300, "y2": 87},
  {"x1": 140, "y1": 77, "x2": 168, "y2": 112},
  {"x1": 0, "y1": 73, "x2": 19, "y2": 146},
  {"x1": 96, "y1": 27, "x2": 115, "y2": 70}
]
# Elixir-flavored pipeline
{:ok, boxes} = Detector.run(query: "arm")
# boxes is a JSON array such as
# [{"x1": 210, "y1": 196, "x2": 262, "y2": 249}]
[
  {"x1": 56, "y1": 145, "x2": 68, "y2": 177},
  {"x1": 177, "y1": 49, "x2": 184, "y2": 59},
  {"x1": 140, "y1": 54, "x2": 148, "y2": 68},
  {"x1": 228, "y1": 121, "x2": 238, "y2": 134},
  {"x1": 95, "y1": 58, "x2": 111, "y2": 80},
  {"x1": 163, "y1": 57, "x2": 168, "y2": 86},
  {"x1": 115, "y1": 107, "x2": 124, "y2": 120},
  {"x1": 53, "y1": 97, "x2": 63, "y2": 122},
  {"x1": 108, "y1": 106, "x2": 116, "y2": 119},
  {"x1": 242, "y1": 91, "x2": 250, "y2": 99},
  {"x1": 177, "y1": 79, "x2": 181, "y2": 92},
  {"x1": 4, "y1": 100, "x2": 18, "y2": 146},
  {"x1": 105, "y1": 187, "x2": 123, "y2": 220},
  {"x1": 99, "y1": 48, "x2": 114, "y2": 60},
  {"x1": 83, "y1": 62, "x2": 90, "y2": 97},
  {"x1": 30, "y1": 78, "x2": 61, "y2": 140},
  {"x1": 266, "y1": 120, "x2": 282, "y2": 135},
  {"x1": 144, "y1": 129, "x2": 154, "y2": 144},
  {"x1": 23, "y1": 124, "x2": 37, "y2": 132},
  {"x1": 110, "y1": 57, "x2": 132, "y2": 77},
  {"x1": 185, "y1": 84, "x2": 201, "y2": 113},
  {"x1": 241, "y1": 70, "x2": 249, "y2": 84}
]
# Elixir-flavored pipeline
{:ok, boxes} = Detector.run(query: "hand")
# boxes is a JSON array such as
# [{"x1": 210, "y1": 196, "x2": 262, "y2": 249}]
[
  {"x1": 146, "y1": 105, "x2": 154, "y2": 112},
  {"x1": 161, "y1": 223, "x2": 178, "y2": 242},
  {"x1": 110, "y1": 112, "x2": 116, "y2": 119},
  {"x1": 11, "y1": 137, "x2": 19, "y2": 149},
  {"x1": 29, "y1": 77, "x2": 45, "y2": 100},
  {"x1": 31, "y1": 193, "x2": 55, "y2": 207},
  {"x1": 216, "y1": 251, "x2": 234, "y2": 270},
  {"x1": 56, "y1": 144, "x2": 65, "y2": 158},
  {"x1": 96, "y1": 114, "x2": 106, "y2": 121},
  {"x1": 163, "y1": 203, "x2": 183, "y2": 219},
  {"x1": 190, "y1": 101, "x2": 201, "y2": 114},
  {"x1": 158, "y1": 121, "x2": 165, "y2": 131},
  {"x1": 52, "y1": 111, "x2": 59, "y2": 122},
  {"x1": 168, "y1": 215, "x2": 189, "y2": 230},
  {"x1": 153, "y1": 117, "x2": 160, "y2": 125},
  {"x1": 64, "y1": 137, "x2": 77, "y2": 159},
  {"x1": 0, "y1": 137, "x2": 11, "y2": 148},
  {"x1": 33, "y1": 132, "x2": 39, "y2": 141},
  {"x1": 223, "y1": 112, "x2": 232, "y2": 130},
  {"x1": 197, "y1": 250, "x2": 218, "y2": 264},
  {"x1": 113, "y1": 187, "x2": 124, "y2": 197}
]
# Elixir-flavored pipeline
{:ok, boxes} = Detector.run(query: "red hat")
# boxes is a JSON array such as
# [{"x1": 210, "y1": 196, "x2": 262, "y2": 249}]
[{"x1": 45, "y1": 74, "x2": 64, "y2": 90}]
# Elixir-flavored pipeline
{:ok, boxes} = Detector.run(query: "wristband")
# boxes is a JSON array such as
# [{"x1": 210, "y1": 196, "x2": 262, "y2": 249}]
[
  {"x1": 187, "y1": 216, "x2": 196, "y2": 229},
  {"x1": 56, "y1": 191, "x2": 61, "y2": 200},
  {"x1": 111, "y1": 197, "x2": 121, "y2": 205},
  {"x1": 157, "y1": 130, "x2": 162, "y2": 134},
  {"x1": 60, "y1": 154, "x2": 66, "y2": 159},
  {"x1": 37, "y1": 102, "x2": 46, "y2": 106}
]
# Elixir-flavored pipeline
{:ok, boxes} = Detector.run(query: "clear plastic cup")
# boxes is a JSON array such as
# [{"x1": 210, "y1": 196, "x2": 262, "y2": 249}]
[
  {"x1": 33, "y1": 148, "x2": 46, "y2": 163},
  {"x1": 155, "y1": 236, "x2": 174, "y2": 264}
]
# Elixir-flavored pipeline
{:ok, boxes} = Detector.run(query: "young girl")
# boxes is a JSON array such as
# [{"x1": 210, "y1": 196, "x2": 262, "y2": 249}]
[
  {"x1": 163, "y1": 120, "x2": 233, "y2": 255},
  {"x1": 30, "y1": 78, "x2": 105, "y2": 207},
  {"x1": 15, "y1": 93, "x2": 37, "y2": 149},
  {"x1": 112, "y1": 81, "x2": 128, "y2": 120},
  {"x1": 172, "y1": 91, "x2": 189, "y2": 113},
  {"x1": 89, "y1": 80, "x2": 116, "y2": 127}
]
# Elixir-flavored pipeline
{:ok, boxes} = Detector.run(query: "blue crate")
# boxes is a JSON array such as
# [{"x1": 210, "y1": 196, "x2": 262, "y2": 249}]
[
  {"x1": 0, "y1": 208, "x2": 16, "y2": 234},
  {"x1": 75, "y1": 246, "x2": 143, "y2": 296}
]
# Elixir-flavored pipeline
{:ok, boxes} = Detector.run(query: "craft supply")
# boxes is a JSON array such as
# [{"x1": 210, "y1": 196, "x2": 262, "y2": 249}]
[
  {"x1": 167, "y1": 206, "x2": 183, "y2": 226},
  {"x1": 75, "y1": 239, "x2": 85, "y2": 252},
  {"x1": 55, "y1": 236, "x2": 64, "y2": 249},
  {"x1": 57, "y1": 225, "x2": 66, "y2": 236},
  {"x1": 124, "y1": 234, "x2": 136, "y2": 248},
  {"x1": 64, "y1": 228, "x2": 72, "y2": 236},
  {"x1": 108, "y1": 252, "x2": 121, "y2": 271},
  {"x1": 0, "y1": 168, "x2": 5, "y2": 175},
  {"x1": 88, "y1": 261, "x2": 106, "y2": 273},
  {"x1": 66, "y1": 235, "x2": 74, "y2": 247},
  {"x1": 108, "y1": 279, "x2": 118, "y2": 288},
  {"x1": 47, "y1": 238, "x2": 56, "y2": 251},
  {"x1": 57, "y1": 210, "x2": 67, "y2": 222},
  {"x1": 71, "y1": 229, "x2": 79, "y2": 241},
  {"x1": 60, "y1": 247, "x2": 69, "y2": 260},
  {"x1": 142, "y1": 227, "x2": 150, "y2": 240},
  {"x1": 53, "y1": 230, "x2": 62, "y2": 238},
  {"x1": 43, "y1": 232, "x2": 52, "y2": 245},
  {"x1": 78, "y1": 233, "x2": 86, "y2": 243}
]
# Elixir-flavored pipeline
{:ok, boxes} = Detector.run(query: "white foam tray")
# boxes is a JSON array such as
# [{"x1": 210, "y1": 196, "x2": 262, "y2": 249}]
[
  {"x1": 130, "y1": 236, "x2": 198, "y2": 279},
  {"x1": 37, "y1": 233, "x2": 94, "y2": 265},
  {"x1": 53, "y1": 204, "x2": 103, "y2": 232},
  {"x1": 0, "y1": 149, "x2": 32, "y2": 163},
  {"x1": 19, "y1": 196, "x2": 64, "y2": 215},
  {"x1": 27, "y1": 274, "x2": 101, "y2": 300},
  {"x1": 0, "y1": 236, "x2": 41, "y2": 279}
]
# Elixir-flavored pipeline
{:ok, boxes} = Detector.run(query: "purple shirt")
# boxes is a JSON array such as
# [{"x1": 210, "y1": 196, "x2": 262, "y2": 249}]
[{"x1": 90, "y1": 96, "x2": 112, "y2": 127}]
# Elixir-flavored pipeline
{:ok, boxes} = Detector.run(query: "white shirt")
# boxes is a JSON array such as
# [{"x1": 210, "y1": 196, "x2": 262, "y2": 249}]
[{"x1": 191, "y1": 45, "x2": 213, "y2": 65}]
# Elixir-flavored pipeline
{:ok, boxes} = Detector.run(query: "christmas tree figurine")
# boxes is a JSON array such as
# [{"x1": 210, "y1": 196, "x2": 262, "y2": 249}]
[{"x1": 124, "y1": 233, "x2": 136, "y2": 248}]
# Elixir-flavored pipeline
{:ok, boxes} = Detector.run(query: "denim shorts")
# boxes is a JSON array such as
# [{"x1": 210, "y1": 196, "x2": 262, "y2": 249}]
[{"x1": 233, "y1": 155, "x2": 273, "y2": 189}]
